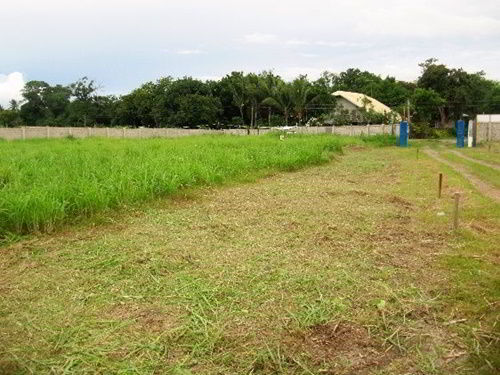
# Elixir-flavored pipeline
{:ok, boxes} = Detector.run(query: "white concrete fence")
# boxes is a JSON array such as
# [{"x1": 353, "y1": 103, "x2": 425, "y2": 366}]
[
  {"x1": 0, "y1": 124, "x2": 400, "y2": 141},
  {"x1": 475, "y1": 115, "x2": 500, "y2": 143}
]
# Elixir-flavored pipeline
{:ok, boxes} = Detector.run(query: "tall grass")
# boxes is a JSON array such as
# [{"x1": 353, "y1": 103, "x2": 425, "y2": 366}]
[{"x1": 0, "y1": 133, "x2": 370, "y2": 237}]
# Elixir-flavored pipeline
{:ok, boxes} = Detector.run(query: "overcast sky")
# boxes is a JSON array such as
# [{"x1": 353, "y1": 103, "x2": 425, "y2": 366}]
[{"x1": 1, "y1": 0, "x2": 500, "y2": 106}]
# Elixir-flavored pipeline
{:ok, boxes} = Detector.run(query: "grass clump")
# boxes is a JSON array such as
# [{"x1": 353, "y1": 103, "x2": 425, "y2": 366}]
[
  {"x1": 0, "y1": 133, "x2": 368, "y2": 238},
  {"x1": 360, "y1": 133, "x2": 397, "y2": 147}
]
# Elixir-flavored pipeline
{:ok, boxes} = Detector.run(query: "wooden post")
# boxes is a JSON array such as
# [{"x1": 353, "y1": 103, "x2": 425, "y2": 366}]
[
  {"x1": 438, "y1": 173, "x2": 443, "y2": 198},
  {"x1": 488, "y1": 115, "x2": 492, "y2": 142},
  {"x1": 453, "y1": 192, "x2": 460, "y2": 230},
  {"x1": 416, "y1": 148, "x2": 419, "y2": 160}
]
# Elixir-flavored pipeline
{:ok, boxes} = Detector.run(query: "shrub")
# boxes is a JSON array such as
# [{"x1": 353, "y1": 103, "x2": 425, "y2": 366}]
[{"x1": 411, "y1": 122, "x2": 439, "y2": 139}]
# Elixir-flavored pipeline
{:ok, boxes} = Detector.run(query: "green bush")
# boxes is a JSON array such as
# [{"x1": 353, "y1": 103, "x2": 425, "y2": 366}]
[{"x1": 411, "y1": 122, "x2": 439, "y2": 139}]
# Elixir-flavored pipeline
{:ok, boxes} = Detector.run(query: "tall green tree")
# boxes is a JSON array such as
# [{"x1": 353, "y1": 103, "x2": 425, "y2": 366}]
[
  {"x1": 20, "y1": 80, "x2": 50, "y2": 125},
  {"x1": 68, "y1": 77, "x2": 99, "y2": 126},
  {"x1": 262, "y1": 82, "x2": 293, "y2": 125},
  {"x1": 289, "y1": 76, "x2": 318, "y2": 124}
]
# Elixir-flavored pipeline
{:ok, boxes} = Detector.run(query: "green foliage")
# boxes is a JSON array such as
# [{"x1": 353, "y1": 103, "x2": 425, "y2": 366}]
[
  {"x1": 360, "y1": 133, "x2": 397, "y2": 146},
  {"x1": 412, "y1": 88, "x2": 446, "y2": 123},
  {"x1": 174, "y1": 94, "x2": 222, "y2": 127},
  {"x1": 411, "y1": 122, "x2": 440, "y2": 139},
  {"x1": 417, "y1": 58, "x2": 494, "y2": 126},
  {"x1": 0, "y1": 134, "x2": 360, "y2": 238},
  {"x1": 0, "y1": 108, "x2": 21, "y2": 127},
  {"x1": 7, "y1": 60, "x2": 500, "y2": 130}
]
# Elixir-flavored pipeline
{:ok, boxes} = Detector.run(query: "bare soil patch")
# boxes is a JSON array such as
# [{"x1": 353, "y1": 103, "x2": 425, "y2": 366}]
[{"x1": 285, "y1": 321, "x2": 396, "y2": 374}]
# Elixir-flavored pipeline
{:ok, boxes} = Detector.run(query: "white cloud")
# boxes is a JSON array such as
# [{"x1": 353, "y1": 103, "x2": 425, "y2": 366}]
[
  {"x1": 286, "y1": 39, "x2": 309, "y2": 46},
  {"x1": 0, "y1": 72, "x2": 24, "y2": 108},
  {"x1": 299, "y1": 53, "x2": 319, "y2": 58},
  {"x1": 243, "y1": 33, "x2": 278, "y2": 44},
  {"x1": 315, "y1": 41, "x2": 368, "y2": 48},
  {"x1": 279, "y1": 66, "x2": 324, "y2": 81},
  {"x1": 176, "y1": 49, "x2": 204, "y2": 55},
  {"x1": 2, "y1": 0, "x2": 499, "y2": 90},
  {"x1": 198, "y1": 75, "x2": 222, "y2": 81}
]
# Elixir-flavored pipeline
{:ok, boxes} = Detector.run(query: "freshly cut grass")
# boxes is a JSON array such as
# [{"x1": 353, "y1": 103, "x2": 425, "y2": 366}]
[
  {"x1": 442, "y1": 152, "x2": 500, "y2": 189},
  {"x1": 0, "y1": 133, "x2": 369, "y2": 238},
  {"x1": 460, "y1": 142, "x2": 500, "y2": 165},
  {"x1": 1, "y1": 143, "x2": 498, "y2": 374}
]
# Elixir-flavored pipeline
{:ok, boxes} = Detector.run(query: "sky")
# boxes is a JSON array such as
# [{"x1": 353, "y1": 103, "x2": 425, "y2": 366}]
[{"x1": 1, "y1": 0, "x2": 500, "y2": 107}]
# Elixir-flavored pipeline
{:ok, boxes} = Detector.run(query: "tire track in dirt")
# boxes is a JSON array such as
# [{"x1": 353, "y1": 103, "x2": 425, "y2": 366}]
[
  {"x1": 450, "y1": 150, "x2": 500, "y2": 171},
  {"x1": 424, "y1": 149, "x2": 500, "y2": 202}
]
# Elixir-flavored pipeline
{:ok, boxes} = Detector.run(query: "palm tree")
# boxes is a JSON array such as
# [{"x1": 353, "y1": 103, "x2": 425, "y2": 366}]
[
  {"x1": 289, "y1": 76, "x2": 319, "y2": 125},
  {"x1": 229, "y1": 75, "x2": 248, "y2": 126},
  {"x1": 262, "y1": 82, "x2": 293, "y2": 126}
]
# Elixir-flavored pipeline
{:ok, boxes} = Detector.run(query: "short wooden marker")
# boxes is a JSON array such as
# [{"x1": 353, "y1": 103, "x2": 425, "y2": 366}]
[
  {"x1": 438, "y1": 173, "x2": 443, "y2": 198},
  {"x1": 453, "y1": 192, "x2": 460, "y2": 230}
]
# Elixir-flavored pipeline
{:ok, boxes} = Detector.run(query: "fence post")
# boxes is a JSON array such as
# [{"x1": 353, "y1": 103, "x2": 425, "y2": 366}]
[
  {"x1": 453, "y1": 192, "x2": 460, "y2": 230},
  {"x1": 367, "y1": 124, "x2": 371, "y2": 136},
  {"x1": 46, "y1": 126, "x2": 50, "y2": 138},
  {"x1": 488, "y1": 115, "x2": 492, "y2": 142},
  {"x1": 473, "y1": 117, "x2": 477, "y2": 147},
  {"x1": 438, "y1": 173, "x2": 443, "y2": 198},
  {"x1": 106, "y1": 127, "x2": 110, "y2": 137},
  {"x1": 22, "y1": 127, "x2": 26, "y2": 140},
  {"x1": 122, "y1": 128, "x2": 125, "y2": 138}
]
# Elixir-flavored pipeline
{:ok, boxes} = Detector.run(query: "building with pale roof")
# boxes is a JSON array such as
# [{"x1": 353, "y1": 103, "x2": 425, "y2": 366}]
[{"x1": 332, "y1": 91, "x2": 401, "y2": 123}]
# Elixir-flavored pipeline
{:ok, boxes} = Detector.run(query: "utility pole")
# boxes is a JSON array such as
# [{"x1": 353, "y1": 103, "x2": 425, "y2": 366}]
[
  {"x1": 407, "y1": 99, "x2": 411, "y2": 124},
  {"x1": 251, "y1": 105, "x2": 254, "y2": 128}
]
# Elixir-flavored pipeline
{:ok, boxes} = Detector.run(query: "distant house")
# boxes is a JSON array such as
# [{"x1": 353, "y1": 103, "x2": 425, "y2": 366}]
[{"x1": 332, "y1": 91, "x2": 401, "y2": 123}]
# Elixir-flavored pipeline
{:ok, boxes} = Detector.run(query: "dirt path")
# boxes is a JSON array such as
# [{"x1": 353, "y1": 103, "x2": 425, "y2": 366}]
[
  {"x1": 424, "y1": 149, "x2": 500, "y2": 202},
  {"x1": 450, "y1": 150, "x2": 500, "y2": 171}
]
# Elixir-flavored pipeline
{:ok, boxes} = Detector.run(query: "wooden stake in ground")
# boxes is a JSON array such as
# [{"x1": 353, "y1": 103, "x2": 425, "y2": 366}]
[
  {"x1": 438, "y1": 173, "x2": 443, "y2": 198},
  {"x1": 453, "y1": 192, "x2": 460, "y2": 230}
]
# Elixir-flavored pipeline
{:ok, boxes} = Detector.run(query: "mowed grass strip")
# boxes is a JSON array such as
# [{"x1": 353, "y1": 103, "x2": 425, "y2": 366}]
[
  {"x1": 441, "y1": 151, "x2": 500, "y2": 189},
  {"x1": 459, "y1": 142, "x2": 500, "y2": 165},
  {"x1": 1, "y1": 144, "x2": 499, "y2": 374},
  {"x1": 0, "y1": 133, "x2": 381, "y2": 239}
]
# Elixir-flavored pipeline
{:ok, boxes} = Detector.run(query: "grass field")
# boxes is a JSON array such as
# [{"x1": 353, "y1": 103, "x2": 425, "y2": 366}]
[
  {"x1": 0, "y1": 134, "x2": 389, "y2": 240},
  {"x1": 442, "y1": 152, "x2": 500, "y2": 189},
  {"x1": 460, "y1": 142, "x2": 500, "y2": 165},
  {"x1": 1, "y1": 138, "x2": 499, "y2": 374}
]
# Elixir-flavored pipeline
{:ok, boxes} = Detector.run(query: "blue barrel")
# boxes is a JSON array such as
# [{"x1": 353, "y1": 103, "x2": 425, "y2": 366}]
[
  {"x1": 399, "y1": 121, "x2": 408, "y2": 147},
  {"x1": 456, "y1": 120, "x2": 465, "y2": 148}
]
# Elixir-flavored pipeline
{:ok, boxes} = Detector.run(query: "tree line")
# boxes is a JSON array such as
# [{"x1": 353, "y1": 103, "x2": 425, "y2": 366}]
[{"x1": 1, "y1": 59, "x2": 499, "y2": 129}]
